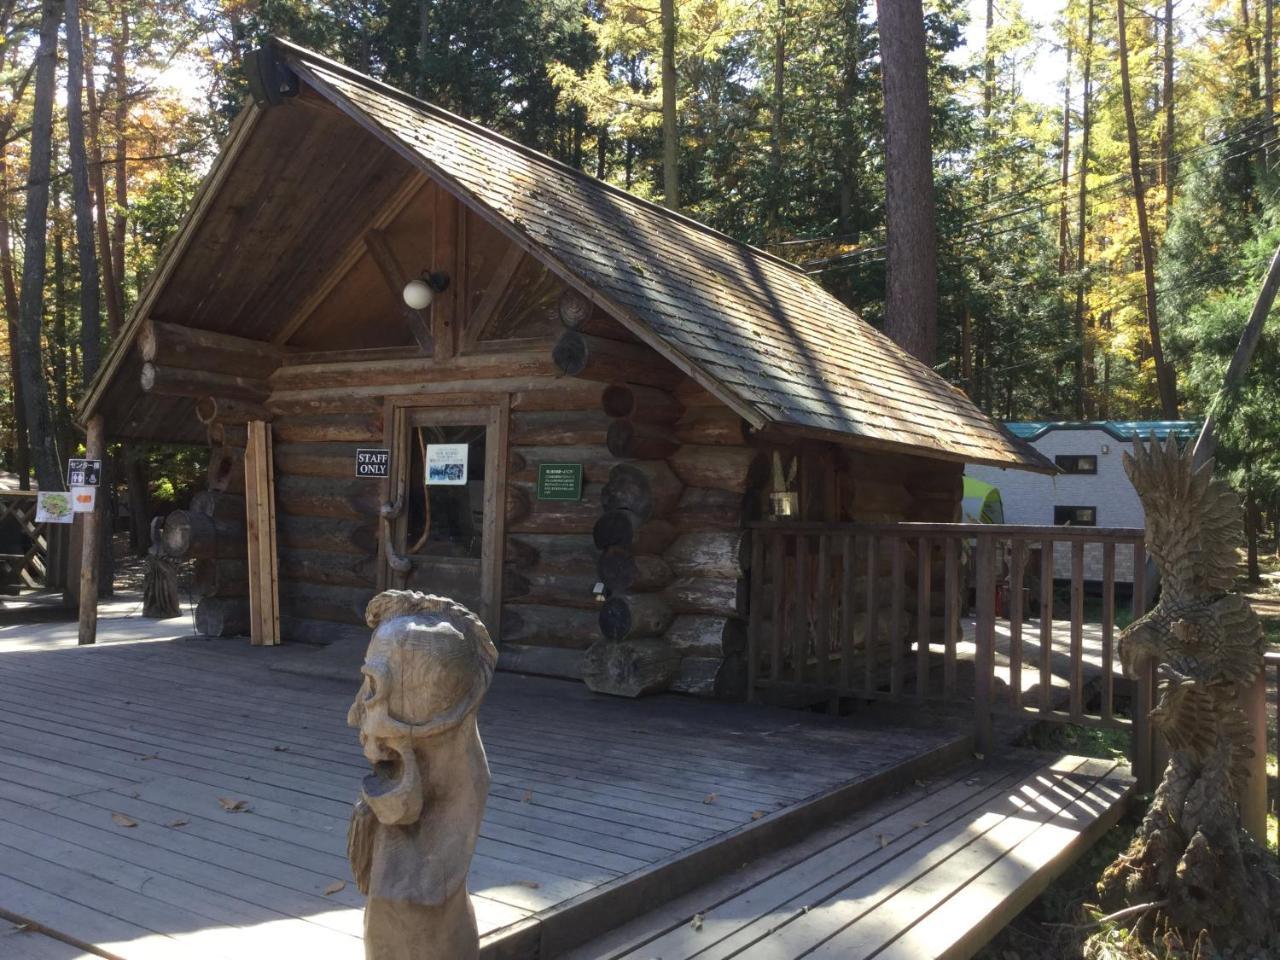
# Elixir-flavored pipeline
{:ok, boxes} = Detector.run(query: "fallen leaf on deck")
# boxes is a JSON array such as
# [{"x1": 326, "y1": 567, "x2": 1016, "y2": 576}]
[
  {"x1": 514, "y1": 879, "x2": 540, "y2": 889},
  {"x1": 218, "y1": 797, "x2": 249, "y2": 812},
  {"x1": 521, "y1": 790, "x2": 533, "y2": 803},
  {"x1": 690, "y1": 912, "x2": 704, "y2": 931},
  {"x1": 323, "y1": 881, "x2": 345, "y2": 896},
  {"x1": 273, "y1": 745, "x2": 290, "y2": 752},
  {"x1": 165, "y1": 818, "x2": 190, "y2": 828},
  {"x1": 912, "y1": 821, "x2": 929, "y2": 828},
  {"x1": 914, "y1": 779, "x2": 927, "y2": 788},
  {"x1": 137, "y1": 754, "x2": 159, "y2": 761},
  {"x1": 876, "y1": 833, "x2": 889, "y2": 849},
  {"x1": 703, "y1": 793, "x2": 717, "y2": 805},
  {"x1": 111, "y1": 812, "x2": 138, "y2": 828},
  {"x1": 750, "y1": 810, "x2": 765, "y2": 820}
]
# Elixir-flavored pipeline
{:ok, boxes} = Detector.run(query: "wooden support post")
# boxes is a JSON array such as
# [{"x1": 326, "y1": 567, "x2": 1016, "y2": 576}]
[
  {"x1": 973, "y1": 534, "x2": 996, "y2": 759},
  {"x1": 244, "y1": 420, "x2": 280, "y2": 646},
  {"x1": 77, "y1": 415, "x2": 106, "y2": 646}
]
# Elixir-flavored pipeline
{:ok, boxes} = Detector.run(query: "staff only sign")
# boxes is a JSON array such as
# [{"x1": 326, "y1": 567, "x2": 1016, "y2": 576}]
[{"x1": 355, "y1": 448, "x2": 391, "y2": 478}]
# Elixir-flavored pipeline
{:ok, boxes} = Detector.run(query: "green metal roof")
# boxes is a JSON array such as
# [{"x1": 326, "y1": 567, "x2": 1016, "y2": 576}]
[{"x1": 1004, "y1": 420, "x2": 1200, "y2": 443}]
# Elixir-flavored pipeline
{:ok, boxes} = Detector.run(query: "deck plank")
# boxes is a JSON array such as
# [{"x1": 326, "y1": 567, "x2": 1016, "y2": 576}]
[
  {"x1": 0, "y1": 629, "x2": 966, "y2": 958},
  {"x1": 566, "y1": 755, "x2": 1133, "y2": 960}
]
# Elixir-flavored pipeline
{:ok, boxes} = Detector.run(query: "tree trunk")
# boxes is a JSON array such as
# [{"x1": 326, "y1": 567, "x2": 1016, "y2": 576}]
[
  {"x1": 767, "y1": 0, "x2": 786, "y2": 240},
  {"x1": 1117, "y1": 0, "x2": 1178, "y2": 418},
  {"x1": 67, "y1": 0, "x2": 102, "y2": 383},
  {"x1": 1243, "y1": 0, "x2": 1262, "y2": 103},
  {"x1": 1074, "y1": 0, "x2": 1094, "y2": 420},
  {"x1": 875, "y1": 0, "x2": 938, "y2": 365},
  {"x1": 84, "y1": 17, "x2": 123, "y2": 334},
  {"x1": 1164, "y1": 0, "x2": 1176, "y2": 221},
  {"x1": 110, "y1": 1, "x2": 128, "y2": 300},
  {"x1": 660, "y1": 0, "x2": 678, "y2": 210},
  {"x1": 1058, "y1": 39, "x2": 1072, "y2": 277},
  {"x1": 0, "y1": 153, "x2": 28, "y2": 488},
  {"x1": 1266, "y1": 0, "x2": 1275, "y2": 137},
  {"x1": 17, "y1": 0, "x2": 64, "y2": 491}
]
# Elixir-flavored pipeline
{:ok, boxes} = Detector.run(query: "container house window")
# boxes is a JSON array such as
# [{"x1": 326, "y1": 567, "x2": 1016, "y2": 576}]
[
  {"x1": 1055, "y1": 454, "x2": 1098, "y2": 474},
  {"x1": 1054, "y1": 505, "x2": 1097, "y2": 526}
]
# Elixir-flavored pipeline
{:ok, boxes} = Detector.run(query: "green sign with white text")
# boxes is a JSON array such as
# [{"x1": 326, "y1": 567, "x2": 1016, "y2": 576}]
[{"x1": 536, "y1": 463, "x2": 583, "y2": 501}]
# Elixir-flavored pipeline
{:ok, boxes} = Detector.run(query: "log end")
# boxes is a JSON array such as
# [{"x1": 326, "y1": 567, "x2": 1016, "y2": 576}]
[{"x1": 583, "y1": 639, "x2": 679, "y2": 697}]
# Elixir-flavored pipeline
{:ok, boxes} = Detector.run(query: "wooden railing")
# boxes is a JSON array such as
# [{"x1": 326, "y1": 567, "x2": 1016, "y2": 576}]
[
  {"x1": 747, "y1": 521, "x2": 1157, "y2": 787},
  {"x1": 0, "y1": 490, "x2": 51, "y2": 590}
]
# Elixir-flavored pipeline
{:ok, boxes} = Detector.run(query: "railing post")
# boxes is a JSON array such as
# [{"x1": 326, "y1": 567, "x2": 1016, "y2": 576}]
[
  {"x1": 1128, "y1": 541, "x2": 1158, "y2": 791},
  {"x1": 746, "y1": 530, "x2": 765, "y2": 703},
  {"x1": 1241, "y1": 670, "x2": 1268, "y2": 842},
  {"x1": 973, "y1": 534, "x2": 996, "y2": 759}
]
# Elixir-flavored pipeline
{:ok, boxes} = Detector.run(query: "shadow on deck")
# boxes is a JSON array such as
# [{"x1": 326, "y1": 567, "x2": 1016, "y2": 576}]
[{"x1": 0, "y1": 614, "x2": 972, "y2": 960}]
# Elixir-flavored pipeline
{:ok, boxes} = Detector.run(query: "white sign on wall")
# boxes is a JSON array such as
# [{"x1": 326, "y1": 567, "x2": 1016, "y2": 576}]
[{"x1": 426, "y1": 443, "x2": 468, "y2": 486}]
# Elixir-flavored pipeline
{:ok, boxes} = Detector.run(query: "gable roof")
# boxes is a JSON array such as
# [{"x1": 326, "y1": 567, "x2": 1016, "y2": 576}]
[
  {"x1": 79, "y1": 39, "x2": 1049, "y2": 472},
  {"x1": 271, "y1": 41, "x2": 1048, "y2": 472}
]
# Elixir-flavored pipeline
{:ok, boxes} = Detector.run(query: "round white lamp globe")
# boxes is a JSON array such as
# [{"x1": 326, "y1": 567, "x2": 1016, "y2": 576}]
[{"x1": 402, "y1": 278, "x2": 434, "y2": 310}]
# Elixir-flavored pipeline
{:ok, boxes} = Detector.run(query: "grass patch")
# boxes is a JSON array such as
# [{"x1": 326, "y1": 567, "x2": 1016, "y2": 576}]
[{"x1": 1016, "y1": 721, "x2": 1131, "y2": 761}]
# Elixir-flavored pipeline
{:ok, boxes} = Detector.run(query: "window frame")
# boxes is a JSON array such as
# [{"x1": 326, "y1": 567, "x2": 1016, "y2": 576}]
[
  {"x1": 1053, "y1": 505, "x2": 1098, "y2": 527},
  {"x1": 1055, "y1": 454, "x2": 1098, "y2": 475}
]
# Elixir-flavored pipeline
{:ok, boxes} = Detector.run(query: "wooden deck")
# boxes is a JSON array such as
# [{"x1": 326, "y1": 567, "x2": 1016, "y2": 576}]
[
  {"x1": 566, "y1": 753, "x2": 1134, "y2": 960},
  {"x1": 0, "y1": 614, "x2": 968, "y2": 959}
]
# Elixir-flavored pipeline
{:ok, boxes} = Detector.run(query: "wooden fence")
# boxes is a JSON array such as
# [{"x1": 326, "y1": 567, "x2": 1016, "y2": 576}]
[
  {"x1": 746, "y1": 521, "x2": 1157, "y2": 787},
  {"x1": 0, "y1": 490, "x2": 52, "y2": 590}
]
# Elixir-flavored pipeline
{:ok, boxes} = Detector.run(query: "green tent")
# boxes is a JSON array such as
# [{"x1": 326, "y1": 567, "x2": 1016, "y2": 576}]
[{"x1": 961, "y1": 477, "x2": 1005, "y2": 524}]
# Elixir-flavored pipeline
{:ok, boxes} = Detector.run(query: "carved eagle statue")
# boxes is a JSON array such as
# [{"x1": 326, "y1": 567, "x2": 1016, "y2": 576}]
[
  {"x1": 1093, "y1": 434, "x2": 1280, "y2": 951},
  {"x1": 1118, "y1": 435, "x2": 1263, "y2": 807}
]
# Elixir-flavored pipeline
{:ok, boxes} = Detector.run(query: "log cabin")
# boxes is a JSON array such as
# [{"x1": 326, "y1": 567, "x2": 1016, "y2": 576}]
[{"x1": 78, "y1": 39, "x2": 1050, "y2": 699}]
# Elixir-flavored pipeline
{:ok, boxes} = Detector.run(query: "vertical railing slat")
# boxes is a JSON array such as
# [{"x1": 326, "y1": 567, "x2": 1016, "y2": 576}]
[
  {"x1": 840, "y1": 533, "x2": 856, "y2": 694},
  {"x1": 915, "y1": 536, "x2": 931, "y2": 700},
  {"x1": 815, "y1": 533, "x2": 831, "y2": 691},
  {"x1": 792, "y1": 533, "x2": 809, "y2": 687},
  {"x1": 769, "y1": 529, "x2": 785, "y2": 686},
  {"x1": 889, "y1": 537, "x2": 905, "y2": 697},
  {"x1": 973, "y1": 534, "x2": 996, "y2": 758},
  {"x1": 1009, "y1": 538, "x2": 1026, "y2": 711},
  {"x1": 1130, "y1": 540, "x2": 1155, "y2": 793},
  {"x1": 864, "y1": 535, "x2": 878, "y2": 696},
  {"x1": 943, "y1": 536, "x2": 959, "y2": 698},
  {"x1": 746, "y1": 530, "x2": 766, "y2": 703},
  {"x1": 1101, "y1": 541, "x2": 1116, "y2": 723},
  {"x1": 1069, "y1": 540, "x2": 1085, "y2": 721},
  {"x1": 1039, "y1": 538, "x2": 1055, "y2": 715}
]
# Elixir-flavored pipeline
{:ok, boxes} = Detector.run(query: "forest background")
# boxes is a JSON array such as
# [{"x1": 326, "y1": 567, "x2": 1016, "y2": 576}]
[{"x1": 3, "y1": 0, "x2": 1279, "y2": 569}]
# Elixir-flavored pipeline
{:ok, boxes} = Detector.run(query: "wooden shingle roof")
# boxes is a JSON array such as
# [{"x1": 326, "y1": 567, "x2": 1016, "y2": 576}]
[{"x1": 284, "y1": 42, "x2": 1047, "y2": 471}]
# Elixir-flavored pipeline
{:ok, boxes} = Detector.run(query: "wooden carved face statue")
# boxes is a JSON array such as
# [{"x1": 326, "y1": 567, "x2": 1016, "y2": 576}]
[
  {"x1": 347, "y1": 592, "x2": 497, "y2": 827},
  {"x1": 347, "y1": 592, "x2": 498, "y2": 959}
]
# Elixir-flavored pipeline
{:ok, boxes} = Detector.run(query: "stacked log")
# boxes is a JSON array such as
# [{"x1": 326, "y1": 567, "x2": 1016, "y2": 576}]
[
  {"x1": 152, "y1": 463, "x2": 250, "y2": 636},
  {"x1": 499, "y1": 347, "x2": 617, "y2": 679},
  {"x1": 583, "y1": 378, "x2": 758, "y2": 698},
  {"x1": 269, "y1": 411, "x2": 383, "y2": 633}
]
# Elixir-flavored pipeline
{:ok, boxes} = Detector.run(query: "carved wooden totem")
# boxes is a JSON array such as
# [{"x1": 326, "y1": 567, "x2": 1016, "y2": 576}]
[{"x1": 347, "y1": 591, "x2": 497, "y2": 960}]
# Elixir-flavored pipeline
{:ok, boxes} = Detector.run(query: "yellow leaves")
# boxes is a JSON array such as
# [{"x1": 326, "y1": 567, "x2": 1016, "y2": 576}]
[
  {"x1": 322, "y1": 880, "x2": 346, "y2": 896},
  {"x1": 217, "y1": 797, "x2": 249, "y2": 813},
  {"x1": 110, "y1": 812, "x2": 138, "y2": 828}
]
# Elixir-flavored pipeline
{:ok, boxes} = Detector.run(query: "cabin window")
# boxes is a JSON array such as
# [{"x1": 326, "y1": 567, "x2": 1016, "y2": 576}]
[
  {"x1": 404, "y1": 425, "x2": 488, "y2": 558},
  {"x1": 1053, "y1": 505, "x2": 1097, "y2": 526},
  {"x1": 1055, "y1": 454, "x2": 1098, "y2": 475}
]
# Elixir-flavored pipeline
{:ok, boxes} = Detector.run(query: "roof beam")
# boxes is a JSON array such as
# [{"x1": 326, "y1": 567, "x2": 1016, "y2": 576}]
[
  {"x1": 363, "y1": 229, "x2": 433, "y2": 353},
  {"x1": 271, "y1": 171, "x2": 427, "y2": 347}
]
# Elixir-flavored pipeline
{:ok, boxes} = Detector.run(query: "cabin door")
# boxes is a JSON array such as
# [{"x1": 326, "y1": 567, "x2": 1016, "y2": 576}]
[{"x1": 383, "y1": 403, "x2": 505, "y2": 632}]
